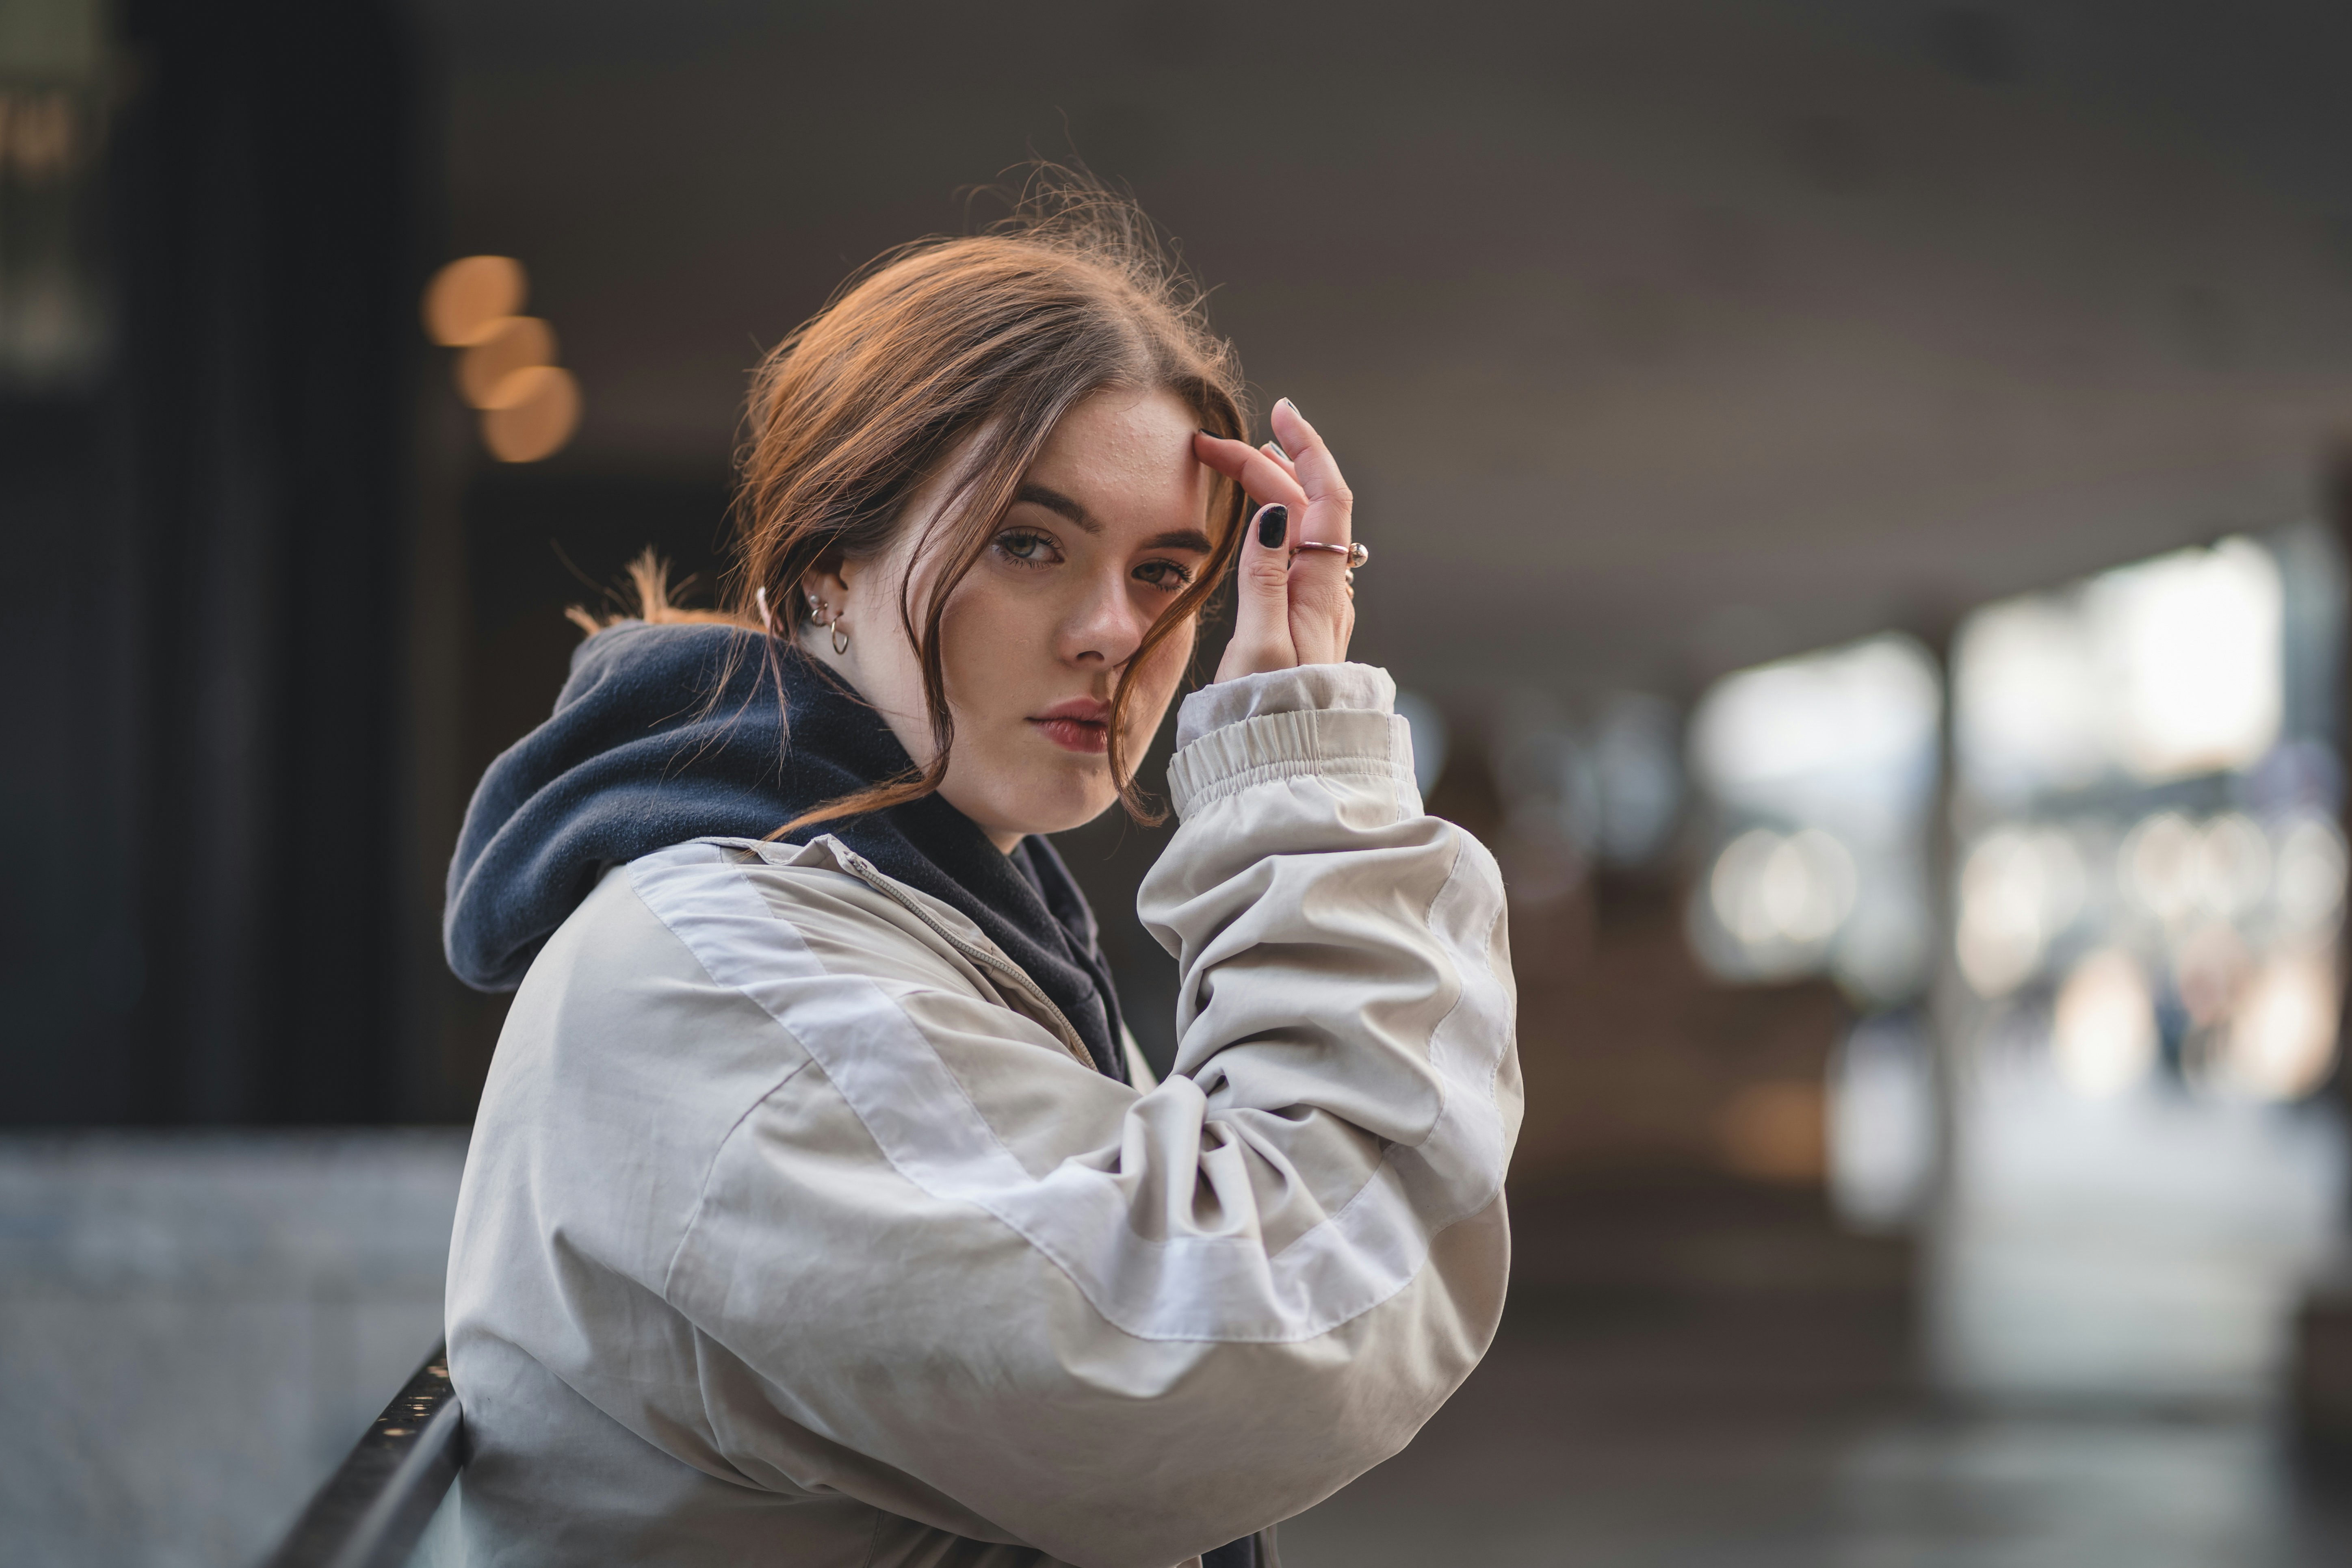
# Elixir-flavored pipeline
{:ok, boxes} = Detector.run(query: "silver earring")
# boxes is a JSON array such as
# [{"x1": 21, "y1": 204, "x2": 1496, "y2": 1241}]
[{"x1": 807, "y1": 591, "x2": 849, "y2": 654}]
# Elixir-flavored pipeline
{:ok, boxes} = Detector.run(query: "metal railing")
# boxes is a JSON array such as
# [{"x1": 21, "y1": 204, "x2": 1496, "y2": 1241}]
[{"x1": 261, "y1": 1342, "x2": 463, "y2": 1568}]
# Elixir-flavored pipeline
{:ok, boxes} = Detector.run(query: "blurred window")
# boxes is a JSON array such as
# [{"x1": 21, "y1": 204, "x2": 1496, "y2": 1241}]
[
  {"x1": 0, "y1": 0, "x2": 111, "y2": 390},
  {"x1": 1956, "y1": 535, "x2": 2285, "y2": 803},
  {"x1": 1949, "y1": 528, "x2": 2346, "y2": 1103},
  {"x1": 1687, "y1": 632, "x2": 1942, "y2": 1004}
]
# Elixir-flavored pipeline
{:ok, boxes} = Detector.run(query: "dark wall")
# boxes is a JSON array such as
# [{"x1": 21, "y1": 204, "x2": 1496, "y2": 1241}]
[
  {"x1": 4, "y1": 401, "x2": 139, "y2": 1119},
  {"x1": 438, "y1": 468, "x2": 735, "y2": 1091},
  {"x1": 0, "y1": 1, "x2": 418, "y2": 1123}
]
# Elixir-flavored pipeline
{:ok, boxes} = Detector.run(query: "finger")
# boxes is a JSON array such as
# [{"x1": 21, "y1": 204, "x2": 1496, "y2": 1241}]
[
  {"x1": 1268, "y1": 398, "x2": 1353, "y2": 547},
  {"x1": 1258, "y1": 441, "x2": 1300, "y2": 483},
  {"x1": 1217, "y1": 500, "x2": 1299, "y2": 680},
  {"x1": 1191, "y1": 429, "x2": 1263, "y2": 485},
  {"x1": 1266, "y1": 398, "x2": 1353, "y2": 661},
  {"x1": 1193, "y1": 430, "x2": 1309, "y2": 516},
  {"x1": 1289, "y1": 567, "x2": 1353, "y2": 665}
]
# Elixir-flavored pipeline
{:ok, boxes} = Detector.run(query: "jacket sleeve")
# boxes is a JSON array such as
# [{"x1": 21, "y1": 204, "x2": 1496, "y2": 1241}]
[{"x1": 654, "y1": 663, "x2": 1520, "y2": 1568}]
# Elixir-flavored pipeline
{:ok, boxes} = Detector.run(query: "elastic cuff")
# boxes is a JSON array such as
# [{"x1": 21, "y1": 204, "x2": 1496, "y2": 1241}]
[
  {"x1": 1166, "y1": 703, "x2": 1419, "y2": 823},
  {"x1": 1173, "y1": 663, "x2": 1398, "y2": 750}
]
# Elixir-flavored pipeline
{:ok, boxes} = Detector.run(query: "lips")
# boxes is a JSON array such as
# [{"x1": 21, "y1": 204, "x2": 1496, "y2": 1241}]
[{"x1": 1029, "y1": 698, "x2": 1111, "y2": 755}]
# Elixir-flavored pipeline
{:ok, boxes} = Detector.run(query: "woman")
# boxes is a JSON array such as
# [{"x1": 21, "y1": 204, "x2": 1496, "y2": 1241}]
[{"x1": 441, "y1": 186, "x2": 1521, "y2": 1568}]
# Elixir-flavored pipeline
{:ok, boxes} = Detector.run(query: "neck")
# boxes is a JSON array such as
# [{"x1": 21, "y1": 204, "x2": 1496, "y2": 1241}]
[{"x1": 799, "y1": 629, "x2": 1024, "y2": 856}]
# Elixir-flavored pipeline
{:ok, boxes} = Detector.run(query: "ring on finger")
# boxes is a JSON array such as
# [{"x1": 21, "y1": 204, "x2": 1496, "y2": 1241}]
[{"x1": 1289, "y1": 541, "x2": 1369, "y2": 568}]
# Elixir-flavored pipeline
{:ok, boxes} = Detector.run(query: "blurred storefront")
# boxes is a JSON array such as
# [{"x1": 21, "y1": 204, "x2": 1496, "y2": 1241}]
[
  {"x1": 1934, "y1": 527, "x2": 2350, "y2": 1403},
  {"x1": 1654, "y1": 522, "x2": 2352, "y2": 1407}
]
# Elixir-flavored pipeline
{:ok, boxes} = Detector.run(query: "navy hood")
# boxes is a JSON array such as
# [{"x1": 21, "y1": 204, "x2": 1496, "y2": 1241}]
[{"x1": 443, "y1": 620, "x2": 1127, "y2": 1082}]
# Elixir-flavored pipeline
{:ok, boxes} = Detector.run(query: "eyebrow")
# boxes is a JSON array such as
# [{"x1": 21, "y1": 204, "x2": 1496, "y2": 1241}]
[
  {"x1": 1015, "y1": 483, "x2": 1099, "y2": 533},
  {"x1": 1015, "y1": 483, "x2": 1213, "y2": 554}
]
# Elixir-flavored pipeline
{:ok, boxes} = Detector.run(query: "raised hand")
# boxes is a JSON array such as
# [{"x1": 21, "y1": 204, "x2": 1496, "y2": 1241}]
[{"x1": 1191, "y1": 398, "x2": 1357, "y2": 681}]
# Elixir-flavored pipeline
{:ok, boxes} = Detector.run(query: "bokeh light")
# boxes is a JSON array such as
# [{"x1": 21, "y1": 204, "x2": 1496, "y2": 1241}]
[
  {"x1": 457, "y1": 316, "x2": 557, "y2": 409},
  {"x1": 421, "y1": 255, "x2": 526, "y2": 347},
  {"x1": 2094, "y1": 539, "x2": 2282, "y2": 782},
  {"x1": 1690, "y1": 633, "x2": 1941, "y2": 803},
  {"x1": 1716, "y1": 1081, "x2": 1826, "y2": 1183},
  {"x1": 1953, "y1": 598, "x2": 2105, "y2": 802},
  {"x1": 1956, "y1": 826, "x2": 2086, "y2": 997},
  {"x1": 1687, "y1": 632, "x2": 1940, "y2": 1002},
  {"x1": 1708, "y1": 826, "x2": 1857, "y2": 951},
  {"x1": 2220, "y1": 952, "x2": 2339, "y2": 1100},
  {"x1": 1828, "y1": 1013, "x2": 1937, "y2": 1231},
  {"x1": 479, "y1": 365, "x2": 580, "y2": 462},
  {"x1": 1956, "y1": 538, "x2": 2284, "y2": 799},
  {"x1": 2273, "y1": 811, "x2": 2347, "y2": 935},
  {"x1": 2052, "y1": 948, "x2": 2158, "y2": 1097},
  {"x1": 2121, "y1": 810, "x2": 2203, "y2": 925}
]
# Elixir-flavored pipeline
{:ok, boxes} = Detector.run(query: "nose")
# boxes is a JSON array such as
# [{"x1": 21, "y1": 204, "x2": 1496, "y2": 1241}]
[{"x1": 1057, "y1": 566, "x2": 1147, "y2": 669}]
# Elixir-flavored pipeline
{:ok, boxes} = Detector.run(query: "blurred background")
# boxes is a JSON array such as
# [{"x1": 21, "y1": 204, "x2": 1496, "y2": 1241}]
[{"x1": 13, "y1": 0, "x2": 2352, "y2": 1562}]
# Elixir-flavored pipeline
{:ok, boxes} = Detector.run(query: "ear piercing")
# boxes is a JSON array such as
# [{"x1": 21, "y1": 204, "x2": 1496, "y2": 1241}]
[{"x1": 806, "y1": 592, "x2": 849, "y2": 654}]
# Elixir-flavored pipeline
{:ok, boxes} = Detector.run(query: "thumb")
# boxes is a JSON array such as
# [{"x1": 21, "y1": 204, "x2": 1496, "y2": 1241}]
[{"x1": 1217, "y1": 502, "x2": 1298, "y2": 681}]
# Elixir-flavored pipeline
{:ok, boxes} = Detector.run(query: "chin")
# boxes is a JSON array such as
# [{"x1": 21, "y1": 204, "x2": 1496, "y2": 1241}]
[
  {"x1": 953, "y1": 732, "x2": 1128, "y2": 840},
  {"x1": 1021, "y1": 784, "x2": 1120, "y2": 837},
  {"x1": 995, "y1": 765, "x2": 1120, "y2": 838}
]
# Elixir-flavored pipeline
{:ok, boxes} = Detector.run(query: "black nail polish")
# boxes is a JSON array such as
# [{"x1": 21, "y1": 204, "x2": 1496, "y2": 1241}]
[
  {"x1": 1257, "y1": 505, "x2": 1289, "y2": 549},
  {"x1": 1197, "y1": 427, "x2": 1221, "y2": 440}
]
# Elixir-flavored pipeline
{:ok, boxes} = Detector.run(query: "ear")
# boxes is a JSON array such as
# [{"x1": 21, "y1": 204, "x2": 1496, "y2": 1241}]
[{"x1": 798, "y1": 545, "x2": 853, "y2": 618}]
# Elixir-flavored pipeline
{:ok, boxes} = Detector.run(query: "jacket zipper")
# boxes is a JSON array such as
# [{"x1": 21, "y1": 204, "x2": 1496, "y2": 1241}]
[{"x1": 828, "y1": 850, "x2": 1100, "y2": 1075}]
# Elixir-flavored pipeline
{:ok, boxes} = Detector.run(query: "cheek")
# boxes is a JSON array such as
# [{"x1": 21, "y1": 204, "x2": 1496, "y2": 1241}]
[
  {"x1": 937, "y1": 577, "x2": 1045, "y2": 708},
  {"x1": 1126, "y1": 620, "x2": 1197, "y2": 720}
]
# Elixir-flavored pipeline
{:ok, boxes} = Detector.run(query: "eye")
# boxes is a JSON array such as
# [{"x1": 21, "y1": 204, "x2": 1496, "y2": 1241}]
[
  {"x1": 993, "y1": 527, "x2": 1061, "y2": 568},
  {"x1": 1133, "y1": 559, "x2": 1196, "y2": 593}
]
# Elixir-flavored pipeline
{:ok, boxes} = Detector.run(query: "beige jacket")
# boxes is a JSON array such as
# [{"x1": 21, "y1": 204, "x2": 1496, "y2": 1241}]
[{"x1": 443, "y1": 664, "x2": 1522, "y2": 1568}]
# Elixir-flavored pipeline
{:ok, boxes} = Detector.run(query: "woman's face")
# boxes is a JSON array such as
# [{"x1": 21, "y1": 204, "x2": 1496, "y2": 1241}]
[{"x1": 807, "y1": 388, "x2": 1217, "y2": 850}]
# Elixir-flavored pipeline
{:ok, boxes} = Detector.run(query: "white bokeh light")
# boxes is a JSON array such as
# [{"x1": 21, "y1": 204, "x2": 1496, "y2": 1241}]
[
  {"x1": 1691, "y1": 633, "x2": 1940, "y2": 809},
  {"x1": 2220, "y1": 952, "x2": 2339, "y2": 1102},
  {"x1": 1710, "y1": 827, "x2": 1858, "y2": 955},
  {"x1": 1953, "y1": 598, "x2": 2105, "y2": 801},
  {"x1": 2273, "y1": 812, "x2": 2347, "y2": 935},
  {"x1": 2090, "y1": 538, "x2": 2282, "y2": 783},
  {"x1": 2052, "y1": 949, "x2": 2158, "y2": 1098},
  {"x1": 1956, "y1": 827, "x2": 2086, "y2": 997},
  {"x1": 1688, "y1": 633, "x2": 1940, "y2": 1001},
  {"x1": 1956, "y1": 537, "x2": 2284, "y2": 798}
]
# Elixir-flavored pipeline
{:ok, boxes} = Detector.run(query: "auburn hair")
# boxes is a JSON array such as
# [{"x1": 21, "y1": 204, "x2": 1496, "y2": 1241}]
[{"x1": 581, "y1": 173, "x2": 1249, "y2": 831}]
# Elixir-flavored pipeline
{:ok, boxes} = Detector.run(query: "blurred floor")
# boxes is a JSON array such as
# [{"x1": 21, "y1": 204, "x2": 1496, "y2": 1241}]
[
  {"x1": 6, "y1": 1137, "x2": 2350, "y2": 1566},
  {"x1": 1932, "y1": 1081, "x2": 2346, "y2": 1406},
  {"x1": 1283, "y1": 1182, "x2": 2352, "y2": 1568},
  {"x1": 0, "y1": 1133, "x2": 467, "y2": 1568}
]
